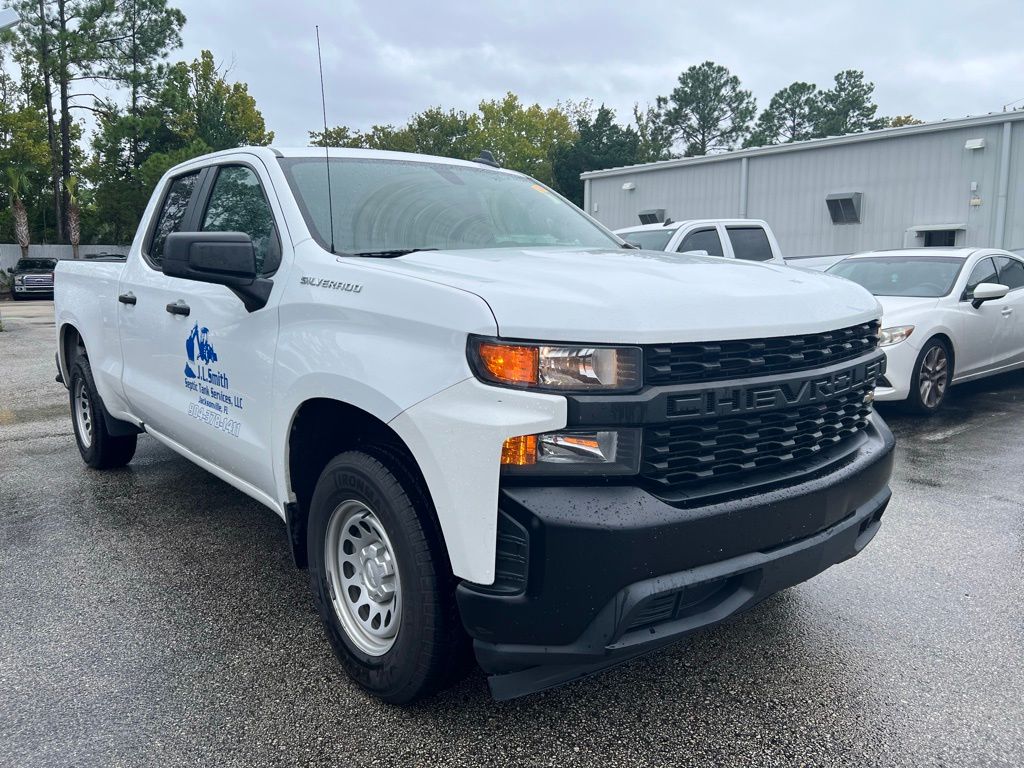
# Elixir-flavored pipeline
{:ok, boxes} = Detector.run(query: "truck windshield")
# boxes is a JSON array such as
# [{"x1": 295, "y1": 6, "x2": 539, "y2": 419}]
[
  {"x1": 16, "y1": 259, "x2": 57, "y2": 270},
  {"x1": 828, "y1": 256, "x2": 965, "y2": 297},
  {"x1": 279, "y1": 156, "x2": 619, "y2": 255},
  {"x1": 618, "y1": 229, "x2": 676, "y2": 251}
]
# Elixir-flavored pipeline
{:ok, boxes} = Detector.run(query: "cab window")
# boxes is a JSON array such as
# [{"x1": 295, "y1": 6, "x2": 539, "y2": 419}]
[
  {"x1": 148, "y1": 172, "x2": 200, "y2": 265},
  {"x1": 962, "y1": 257, "x2": 998, "y2": 300},
  {"x1": 201, "y1": 165, "x2": 282, "y2": 275},
  {"x1": 995, "y1": 255, "x2": 1024, "y2": 291},
  {"x1": 677, "y1": 228, "x2": 724, "y2": 257},
  {"x1": 727, "y1": 227, "x2": 774, "y2": 261}
]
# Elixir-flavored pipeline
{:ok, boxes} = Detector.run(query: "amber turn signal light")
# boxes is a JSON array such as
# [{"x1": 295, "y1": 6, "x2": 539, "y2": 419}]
[
  {"x1": 476, "y1": 342, "x2": 539, "y2": 386},
  {"x1": 501, "y1": 435, "x2": 537, "y2": 465}
]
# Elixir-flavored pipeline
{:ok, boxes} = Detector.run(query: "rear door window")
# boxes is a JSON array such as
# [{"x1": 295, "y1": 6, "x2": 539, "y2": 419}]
[
  {"x1": 727, "y1": 226, "x2": 774, "y2": 261},
  {"x1": 677, "y1": 228, "x2": 724, "y2": 257},
  {"x1": 995, "y1": 256, "x2": 1024, "y2": 291},
  {"x1": 148, "y1": 172, "x2": 200, "y2": 265}
]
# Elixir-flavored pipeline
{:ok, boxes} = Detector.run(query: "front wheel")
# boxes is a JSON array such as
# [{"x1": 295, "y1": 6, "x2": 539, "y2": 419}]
[
  {"x1": 307, "y1": 451, "x2": 467, "y2": 703},
  {"x1": 907, "y1": 338, "x2": 952, "y2": 414},
  {"x1": 69, "y1": 357, "x2": 137, "y2": 468}
]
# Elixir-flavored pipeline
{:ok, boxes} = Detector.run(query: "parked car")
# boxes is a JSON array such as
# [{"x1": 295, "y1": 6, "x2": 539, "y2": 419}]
[
  {"x1": 614, "y1": 218, "x2": 785, "y2": 264},
  {"x1": 827, "y1": 247, "x2": 1024, "y2": 413},
  {"x1": 55, "y1": 146, "x2": 894, "y2": 703},
  {"x1": 10, "y1": 257, "x2": 57, "y2": 300}
]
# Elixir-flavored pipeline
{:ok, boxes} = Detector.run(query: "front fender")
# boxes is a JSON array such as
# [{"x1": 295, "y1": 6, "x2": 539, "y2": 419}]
[{"x1": 389, "y1": 379, "x2": 566, "y2": 585}]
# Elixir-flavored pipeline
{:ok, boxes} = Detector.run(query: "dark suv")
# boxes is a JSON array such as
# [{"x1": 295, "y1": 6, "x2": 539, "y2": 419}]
[{"x1": 10, "y1": 258, "x2": 57, "y2": 300}]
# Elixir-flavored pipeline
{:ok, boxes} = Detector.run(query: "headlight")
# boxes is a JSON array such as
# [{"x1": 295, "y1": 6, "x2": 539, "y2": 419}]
[
  {"x1": 501, "y1": 429, "x2": 641, "y2": 475},
  {"x1": 879, "y1": 325, "x2": 914, "y2": 347},
  {"x1": 14, "y1": 275, "x2": 24, "y2": 285},
  {"x1": 468, "y1": 337, "x2": 642, "y2": 392}
]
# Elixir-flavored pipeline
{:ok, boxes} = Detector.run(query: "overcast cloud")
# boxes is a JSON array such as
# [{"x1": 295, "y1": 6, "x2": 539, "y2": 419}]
[{"x1": 173, "y1": 0, "x2": 1024, "y2": 146}]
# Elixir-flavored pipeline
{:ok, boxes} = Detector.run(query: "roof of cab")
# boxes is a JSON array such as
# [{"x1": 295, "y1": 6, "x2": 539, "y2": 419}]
[
  {"x1": 844, "y1": 247, "x2": 978, "y2": 260},
  {"x1": 615, "y1": 218, "x2": 769, "y2": 234},
  {"x1": 167, "y1": 145, "x2": 523, "y2": 176}
]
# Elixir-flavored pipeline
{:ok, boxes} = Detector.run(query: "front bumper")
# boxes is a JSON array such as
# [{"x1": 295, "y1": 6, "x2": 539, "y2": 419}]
[
  {"x1": 874, "y1": 340, "x2": 922, "y2": 401},
  {"x1": 12, "y1": 284, "x2": 54, "y2": 296},
  {"x1": 457, "y1": 415, "x2": 895, "y2": 700}
]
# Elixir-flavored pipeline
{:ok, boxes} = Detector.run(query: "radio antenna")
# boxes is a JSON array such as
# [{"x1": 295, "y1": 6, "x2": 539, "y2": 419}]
[{"x1": 315, "y1": 25, "x2": 336, "y2": 254}]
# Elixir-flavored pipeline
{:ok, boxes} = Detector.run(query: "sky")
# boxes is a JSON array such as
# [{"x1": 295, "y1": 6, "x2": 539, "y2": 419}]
[{"x1": 26, "y1": 0, "x2": 1024, "y2": 145}]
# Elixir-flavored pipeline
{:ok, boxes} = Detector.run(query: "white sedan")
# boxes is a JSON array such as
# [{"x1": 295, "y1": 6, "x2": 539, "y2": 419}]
[{"x1": 827, "y1": 248, "x2": 1024, "y2": 413}]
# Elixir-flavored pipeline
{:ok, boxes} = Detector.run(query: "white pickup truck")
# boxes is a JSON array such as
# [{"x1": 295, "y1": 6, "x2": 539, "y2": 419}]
[
  {"x1": 54, "y1": 146, "x2": 895, "y2": 703},
  {"x1": 615, "y1": 218, "x2": 786, "y2": 263}
]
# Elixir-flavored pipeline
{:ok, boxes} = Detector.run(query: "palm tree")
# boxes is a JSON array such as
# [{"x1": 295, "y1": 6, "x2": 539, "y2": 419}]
[
  {"x1": 66, "y1": 176, "x2": 81, "y2": 259},
  {"x1": 6, "y1": 168, "x2": 30, "y2": 260}
]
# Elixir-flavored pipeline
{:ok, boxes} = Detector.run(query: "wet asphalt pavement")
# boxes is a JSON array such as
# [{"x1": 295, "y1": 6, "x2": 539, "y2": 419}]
[{"x1": 1, "y1": 300, "x2": 1022, "y2": 767}]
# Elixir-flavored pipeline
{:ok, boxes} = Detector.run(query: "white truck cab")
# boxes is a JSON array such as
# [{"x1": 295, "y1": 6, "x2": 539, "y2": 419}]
[
  {"x1": 615, "y1": 218, "x2": 785, "y2": 264},
  {"x1": 54, "y1": 146, "x2": 894, "y2": 703}
]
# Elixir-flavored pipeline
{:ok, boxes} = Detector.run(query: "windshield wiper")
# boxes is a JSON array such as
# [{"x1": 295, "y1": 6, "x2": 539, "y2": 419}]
[{"x1": 350, "y1": 248, "x2": 438, "y2": 258}]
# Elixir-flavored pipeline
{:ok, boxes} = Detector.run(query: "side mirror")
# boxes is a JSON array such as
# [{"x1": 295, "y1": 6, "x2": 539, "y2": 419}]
[
  {"x1": 971, "y1": 282, "x2": 1009, "y2": 309},
  {"x1": 679, "y1": 249, "x2": 710, "y2": 257},
  {"x1": 163, "y1": 231, "x2": 272, "y2": 312}
]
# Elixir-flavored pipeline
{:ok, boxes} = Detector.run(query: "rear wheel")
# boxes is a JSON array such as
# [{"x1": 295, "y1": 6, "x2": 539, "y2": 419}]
[
  {"x1": 307, "y1": 450, "x2": 467, "y2": 703},
  {"x1": 907, "y1": 338, "x2": 952, "y2": 414},
  {"x1": 69, "y1": 357, "x2": 137, "y2": 468}
]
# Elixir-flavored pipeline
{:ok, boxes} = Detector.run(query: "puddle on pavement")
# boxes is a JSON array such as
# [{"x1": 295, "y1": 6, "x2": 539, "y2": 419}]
[{"x1": 0, "y1": 403, "x2": 68, "y2": 425}]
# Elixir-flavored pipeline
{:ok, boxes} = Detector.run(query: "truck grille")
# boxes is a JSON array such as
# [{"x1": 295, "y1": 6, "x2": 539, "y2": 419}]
[
  {"x1": 23, "y1": 274, "x2": 54, "y2": 287},
  {"x1": 644, "y1": 321, "x2": 880, "y2": 386},
  {"x1": 641, "y1": 380, "x2": 875, "y2": 489}
]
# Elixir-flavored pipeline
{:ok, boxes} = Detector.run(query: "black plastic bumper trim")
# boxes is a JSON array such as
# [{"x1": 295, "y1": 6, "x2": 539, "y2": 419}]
[{"x1": 479, "y1": 484, "x2": 890, "y2": 701}]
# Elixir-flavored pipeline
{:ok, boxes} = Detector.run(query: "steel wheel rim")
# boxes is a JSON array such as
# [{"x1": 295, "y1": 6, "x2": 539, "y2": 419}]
[
  {"x1": 74, "y1": 377, "x2": 93, "y2": 448},
  {"x1": 919, "y1": 346, "x2": 949, "y2": 408},
  {"x1": 324, "y1": 500, "x2": 402, "y2": 656}
]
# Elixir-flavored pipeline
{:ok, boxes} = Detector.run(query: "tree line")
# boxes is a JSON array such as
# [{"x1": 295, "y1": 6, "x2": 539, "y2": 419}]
[
  {"x1": 1, "y1": 0, "x2": 272, "y2": 252},
  {"x1": 2, "y1": 4, "x2": 919, "y2": 250},
  {"x1": 311, "y1": 62, "x2": 918, "y2": 207}
]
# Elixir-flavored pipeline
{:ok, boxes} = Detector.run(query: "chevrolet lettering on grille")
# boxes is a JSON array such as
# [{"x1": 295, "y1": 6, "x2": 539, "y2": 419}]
[{"x1": 667, "y1": 356, "x2": 885, "y2": 420}]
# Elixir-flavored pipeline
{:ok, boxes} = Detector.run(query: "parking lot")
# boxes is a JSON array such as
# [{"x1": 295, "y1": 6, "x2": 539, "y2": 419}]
[{"x1": 1, "y1": 300, "x2": 1022, "y2": 768}]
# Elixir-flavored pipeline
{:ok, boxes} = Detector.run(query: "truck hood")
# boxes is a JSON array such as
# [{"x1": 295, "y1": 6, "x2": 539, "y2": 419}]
[{"x1": 378, "y1": 247, "x2": 881, "y2": 344}]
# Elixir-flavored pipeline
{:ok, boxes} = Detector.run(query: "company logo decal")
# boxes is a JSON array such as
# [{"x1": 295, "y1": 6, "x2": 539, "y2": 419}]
[{"x1": 183, "y1": 322, "x2": 242, "y2": 437}]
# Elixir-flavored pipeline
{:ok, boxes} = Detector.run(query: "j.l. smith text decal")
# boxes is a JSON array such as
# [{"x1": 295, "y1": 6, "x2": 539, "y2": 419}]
[{"x1": 183, "y1": 323, "x2": 242, "y2": 437}]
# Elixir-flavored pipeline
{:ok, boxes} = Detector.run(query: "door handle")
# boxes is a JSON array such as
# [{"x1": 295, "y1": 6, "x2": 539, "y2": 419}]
[
  {"x1": 1002, "y1": 307, "x2": 1014, "y2": 317},
  {"x1": 165, "y1": 300, "x2": 191, "y2": 317},
  {"x1": 118, "y1": 292, "x2": 137, "y2": 305}
]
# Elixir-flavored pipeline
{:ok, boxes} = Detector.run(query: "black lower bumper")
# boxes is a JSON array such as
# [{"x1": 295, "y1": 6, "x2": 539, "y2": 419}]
[{"x1": 457, "y1": 416, "x2": 895, "y2": 700}]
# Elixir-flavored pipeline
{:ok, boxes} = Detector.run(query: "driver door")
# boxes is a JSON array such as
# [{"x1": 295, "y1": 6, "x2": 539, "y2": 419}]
[
  {"x1": 955, "y1": 256, "x2": 1011, "y2": 376},
  {"x1": 119, "y1": 159, "x2": 285, "y2": 496}
]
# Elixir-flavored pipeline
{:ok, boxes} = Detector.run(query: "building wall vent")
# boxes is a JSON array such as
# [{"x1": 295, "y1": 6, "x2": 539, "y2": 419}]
[
  {"x1": 825, "y1": 192, "x2": 862, "y2": 224},
  {"x1": 638, "y1": 209, "x2": 666, "y2": 225}
]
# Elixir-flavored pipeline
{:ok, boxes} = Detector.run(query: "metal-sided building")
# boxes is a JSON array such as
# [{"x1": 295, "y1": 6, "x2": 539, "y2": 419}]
[{"x1": 581, "y1": 111, "x2": 1024, "y2": 258}]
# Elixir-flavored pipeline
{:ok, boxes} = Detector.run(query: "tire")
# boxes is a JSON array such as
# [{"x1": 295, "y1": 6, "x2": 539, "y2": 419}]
[
  {"x1": 906, "y1": 338, "x2": 952, "y2": 415},
  {"x1": 307, "y1": 450, "x2": 467, "y2": 704},
  {"x1": 69, "y1": 356, "x2": 138, "y2": 468}
]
